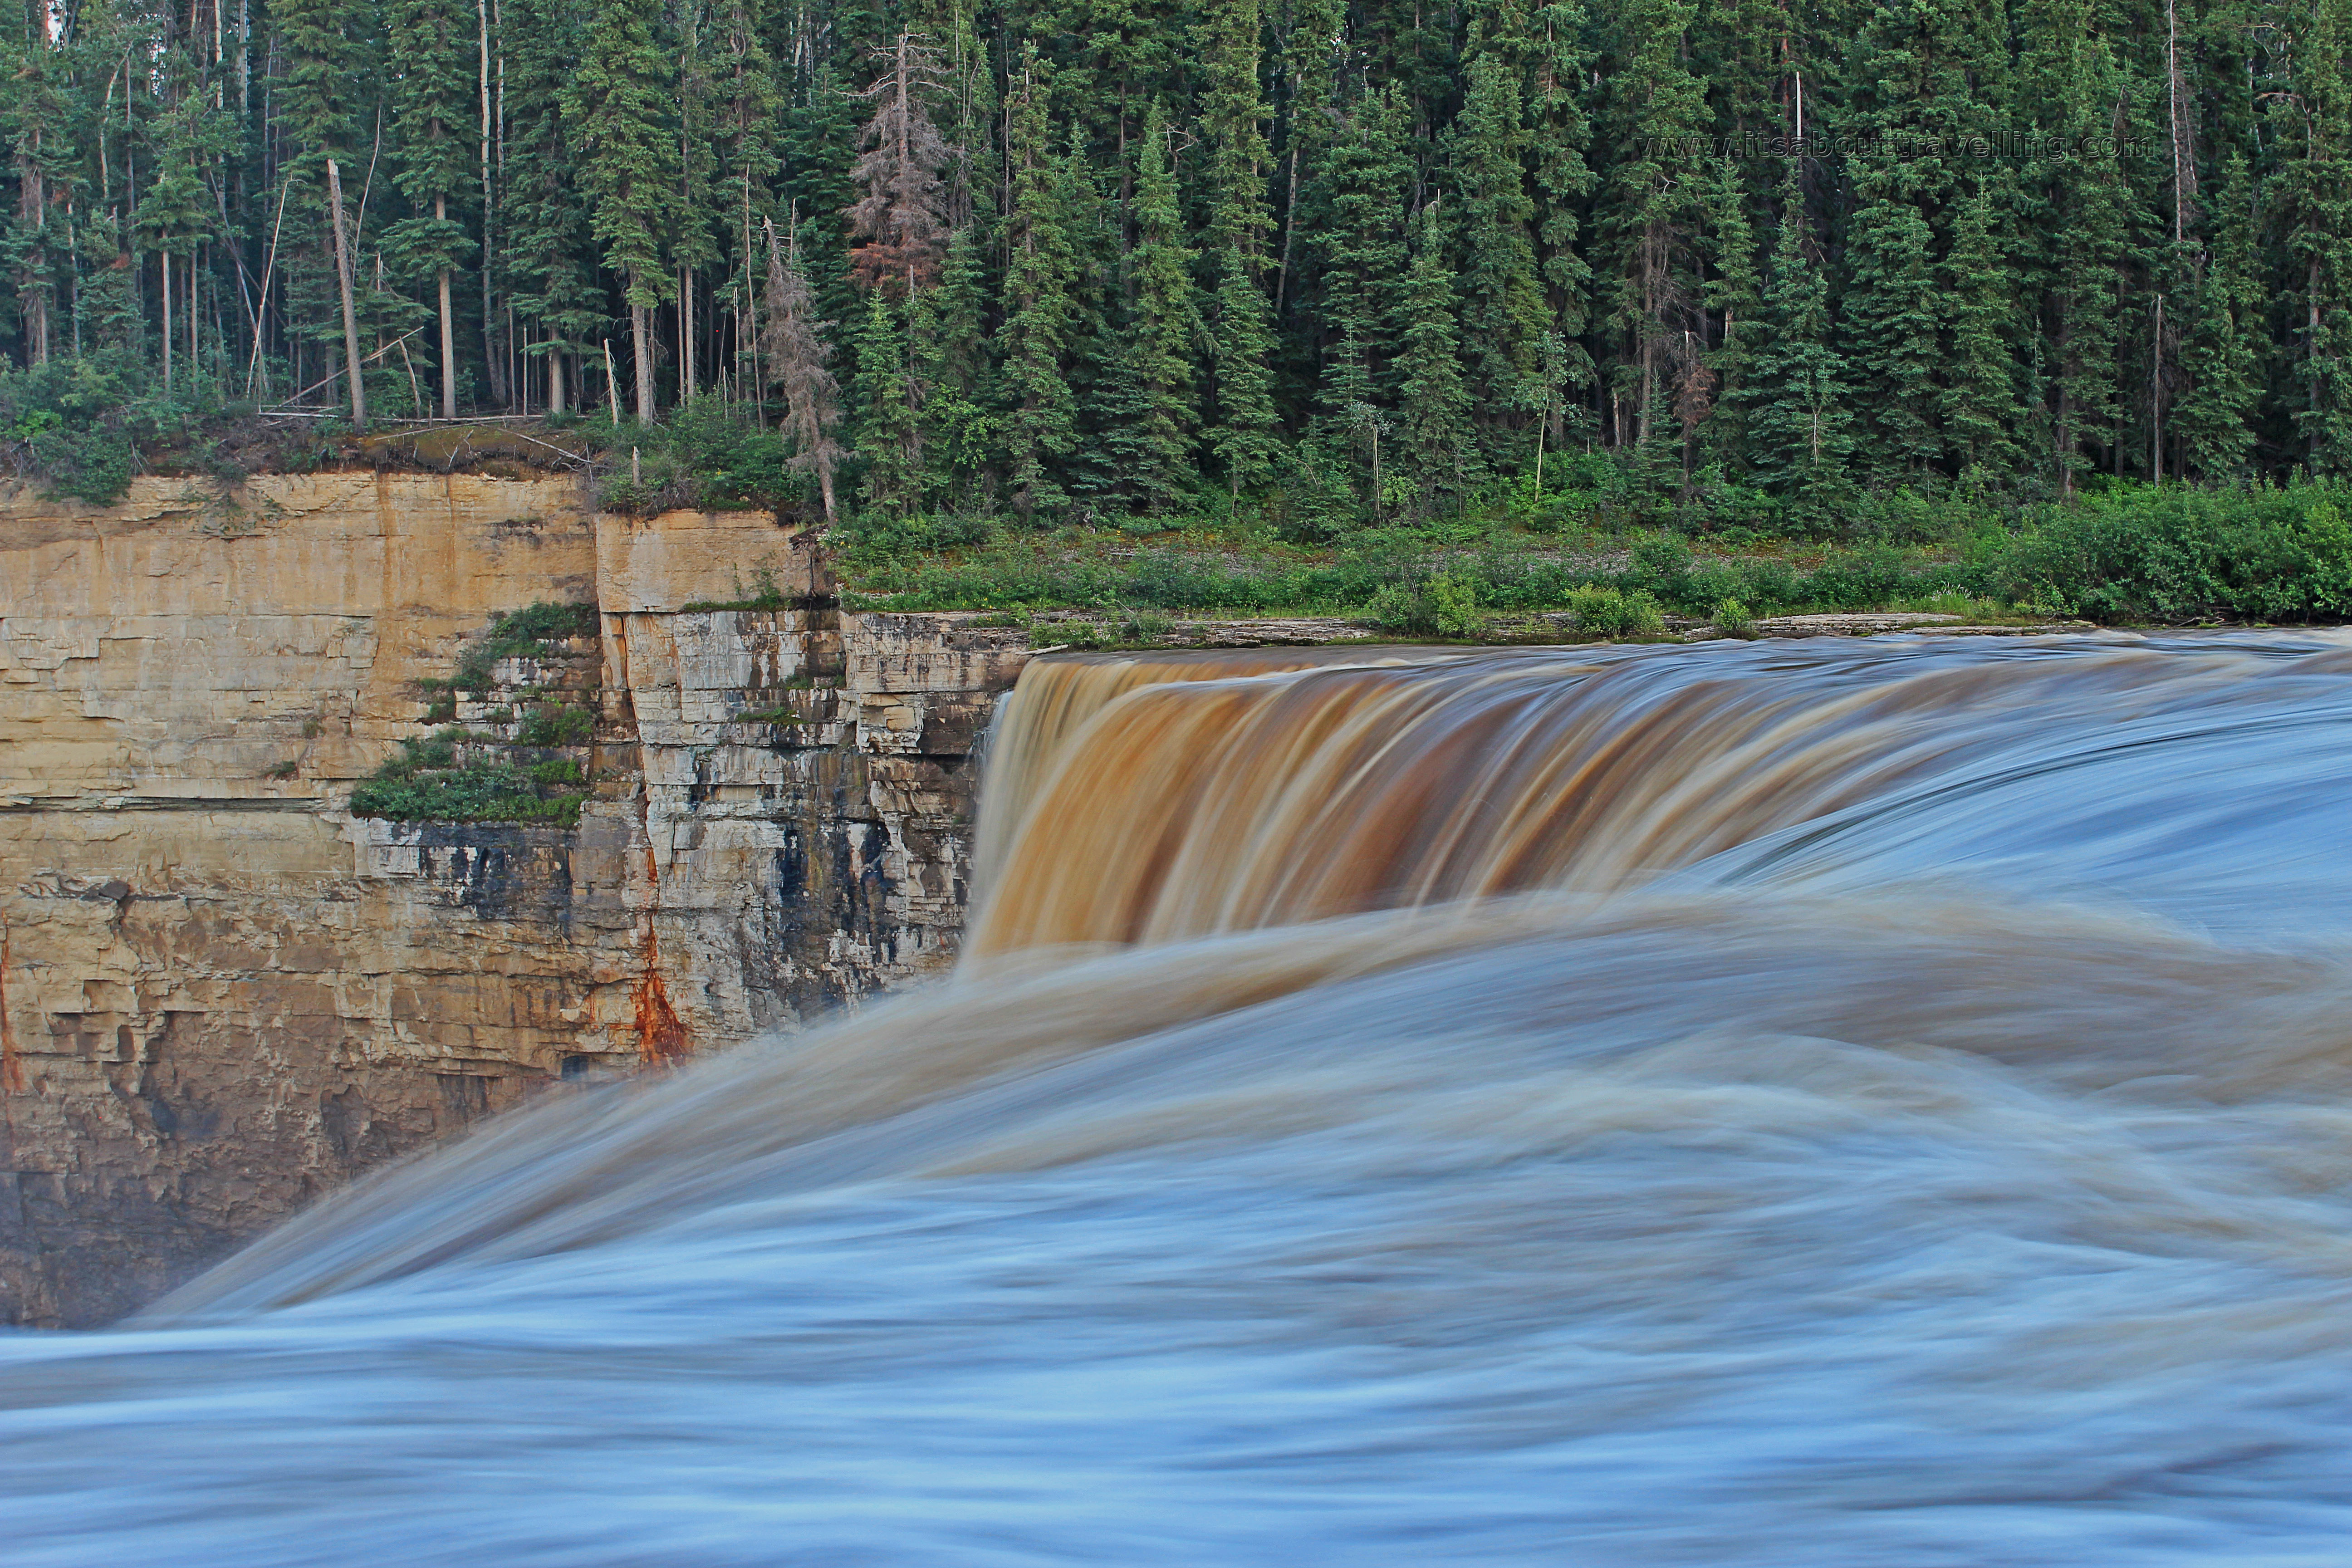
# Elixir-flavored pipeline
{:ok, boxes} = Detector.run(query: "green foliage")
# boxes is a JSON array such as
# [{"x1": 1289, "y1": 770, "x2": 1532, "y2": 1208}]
[
  {"x1": 18, "y1": 0, "x2": 2352, "y2": 544},
  {"x1": 1989, "y1": 484, "x2": 2352, "y2": 623},
  {"x1": 1564, "y1": 585, "x2": 1666, "y2": 637},
  {"x1": 1711, "y1": 598, "x2": 1757, "y2": 637},
  {"x1": 515, "y1": 702, "x2": 596, "y2": 746},
  {"x1": 356, "y1": 602, "x2": 600, "y2": 824},
  {"x1": 1393, "y1": 203, "x2": 1479, "y2": 509},
  {"x1": 839, "y1": 496, "x2": 1993, "y2": 627},
  {"x1": 1740, "y1": 166, "x2": 1854, "y2": 522},
  {"x1": 1097, "y1": 103, "x2": 1200, "y2": 515},
  {"x1": 1368, "y1": 572, "x2": 1485, "y2": 637},
  {"x1": 348, "y1": 752, "x2": 590, "y2": 825},
  {"x1": 440, "y1": 602, "x2": 599, "y2": 693},
  {"x1": 1113, "y1": 608, "x2": 1176, "y2": 644},
  {"x1": 589, "y1": 404, "x2": 798, "y2": 513},
  {"x1": 0, "y1": 355, "x2": 253, "y2": 504}
]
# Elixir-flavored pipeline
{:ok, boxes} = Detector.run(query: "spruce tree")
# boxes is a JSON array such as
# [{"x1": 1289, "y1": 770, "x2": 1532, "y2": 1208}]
[
  {"x1": 74, "y1": 217, "x2": 139, "y2": 358},
  {"x1": 846, "y1": 30, "x2": 957, "y2": 293},
  {"x1": 714, "y1": 0, "x2": 785, "y2": 406},
  {"x1": 2271, "y1": 0, "x2": 2352, "y2": 473},
  {"x1": 1594, "y1": 0, "x2": 1710, "y2": 453},
  {"x1": 1529, "y1": 0, "x2": 1597, "y2": 444},
  {"x1": 2019, "y1": 0, "x2": 2129, "y2": 490},
  {"x1": 1392, "y1": 199, "x2": 1478, "y2": 507},
  {"x1": 386, "y1": 0, "x2": 478, "y2": 416},
  {"x1": 2174, "y1": 153, "x2": 2261, "y2": 479},
  {"x1": 134, "y1": 73, "x2": 227, "y2": 391},
  {"x1": 1838, "y1": 152, "x2": 1942, "y2": 480},
  {"x1": 915, "y1": 224, "x2": 996, "y2": 506},
  {"x1": 1446, "y1": 50, "x2": 1548, "y2": 432},
  {"x1": 271, "y1": 0, "x2": 379, "y2": 398},
  {"x1": 1940, "y1": 183, "x2": 2023, "y2": 483},
  {"x1": 1310, "y1": 85, "x2": 1412, "y2": 427},
  {"x1": 1697, "y1": 152, "x2": 1759, "y2": 476},
  {"x1": 671, "y1": 0, "x2": 724, "y2": 401},
  {"x1": 997, "y1": 52, "x2": 1081, "y2": 518},
  {"x1": 1741, "y1": 163, "x2": 1854, "y2": 519},
  {"x1": 567, "y1": 0, "x2": 674, "y2": 421},
  {"x1": 501, "y1": 0, "x2": 598, "y2": 413},
  {"x1": 1199, "y1": 0, "x2": 1283, "y2": 497},
  {"x1": 0, "y1": 31, "x2": 73, "y2": 367},
  {"x1": 781, "y1": 61, "x2": 864, "y2": 336},
  {"x1": 1098, "y1": 102, "x2": 1200, "y2": 512},
  {"x1": 853, "y1": 287, "x2": 920, "y2": 514}
]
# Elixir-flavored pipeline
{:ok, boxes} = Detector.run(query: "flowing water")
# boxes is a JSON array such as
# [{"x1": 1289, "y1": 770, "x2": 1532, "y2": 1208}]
[{"x1": 11, "y1": 633, "x2": 2352, "y2": 1565}]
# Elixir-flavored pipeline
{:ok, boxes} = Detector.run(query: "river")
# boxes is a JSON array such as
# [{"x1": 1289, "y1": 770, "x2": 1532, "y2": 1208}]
[{"x1": 8, "y1": 632, "x2": 2352, "y2": 1565}]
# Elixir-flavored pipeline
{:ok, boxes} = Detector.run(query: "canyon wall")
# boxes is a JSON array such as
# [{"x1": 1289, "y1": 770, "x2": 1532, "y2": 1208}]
[{"x1": 0, "y1": 474, "x2": 1031, "y2": 1325}]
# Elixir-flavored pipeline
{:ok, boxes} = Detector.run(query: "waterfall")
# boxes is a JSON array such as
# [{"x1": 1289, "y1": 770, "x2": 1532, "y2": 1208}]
[
  {"x1": 12, "y1": 633, "x2": 2352, "y2": 1568},
  {"x1": 969, "y1": 635, "x2": 2352, "y2": 957}
]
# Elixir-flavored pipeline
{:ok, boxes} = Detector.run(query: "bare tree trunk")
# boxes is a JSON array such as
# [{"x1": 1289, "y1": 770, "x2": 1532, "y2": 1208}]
[
  {"x1": 479, "y1": 0, "x2": 507, "y2": 406},
  {"x1": 630, "y1": 291, "x2": 654, "y2": 422},
  {"x1": 436, "y1": 196, "x2": 457, "y2": 418},
  {"x1": 327, "y1": 157, "x2": 367, "y2": 429},
  {"x1": 161, "y1": 249, "x2": 173, "y2": 388},
  {"x1": 438, "y1": 270, "x2": 457, "y2": 416},
  {"x1": 1275, "y1": 145, "x2": 1301, "y2": 316},
  {"x1": 548, "y1": 338, "x2": 567, "y2": 415},
  {"x1": 2313, "y1": 260, "x2": 2325, "y2": 468},
  {"x1": 605, "y1": 337, "x2": 622, "y2": 426},
  {"x1": 18, "y1": 146, "x2": 46, "y2": 366},
  {"x1": 743, "y1": 188, "x2": 762, "y2": 426}
]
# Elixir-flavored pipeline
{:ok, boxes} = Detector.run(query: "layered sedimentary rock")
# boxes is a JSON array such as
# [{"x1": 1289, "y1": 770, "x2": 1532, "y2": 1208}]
[{"x1": 0, "y1": 474, "x2": 1030, "y2": 1325}]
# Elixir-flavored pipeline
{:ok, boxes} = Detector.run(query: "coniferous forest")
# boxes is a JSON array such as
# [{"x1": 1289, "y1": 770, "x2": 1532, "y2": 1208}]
[{"x1": 5, "y1": 0, "x2": 2352, "y2": 552}]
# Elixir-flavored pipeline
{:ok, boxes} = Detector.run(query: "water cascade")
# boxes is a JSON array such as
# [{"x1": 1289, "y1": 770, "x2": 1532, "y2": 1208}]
[{"x1": 11, "y1": 634, "x2": 2352, "y2": 1566}]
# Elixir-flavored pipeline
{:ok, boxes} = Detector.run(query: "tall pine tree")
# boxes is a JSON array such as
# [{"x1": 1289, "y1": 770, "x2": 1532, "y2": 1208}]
[{"x1": 567, "y1": 0, "x2": 674, "y2": 420}]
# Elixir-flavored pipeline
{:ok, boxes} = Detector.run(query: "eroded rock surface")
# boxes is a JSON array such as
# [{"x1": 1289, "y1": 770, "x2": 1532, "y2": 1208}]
[{"x1": 0, "y1": 475, "x2": 1029, "y2": 1324}]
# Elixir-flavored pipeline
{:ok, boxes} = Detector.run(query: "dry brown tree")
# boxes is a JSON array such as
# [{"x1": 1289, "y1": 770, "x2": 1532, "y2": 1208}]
[
  {"x1": 761, "y1": 218, "x2": 846, "y2": 523},
  {"x1": 844, "y1": 31, "x2": 959, "y2": 294}
]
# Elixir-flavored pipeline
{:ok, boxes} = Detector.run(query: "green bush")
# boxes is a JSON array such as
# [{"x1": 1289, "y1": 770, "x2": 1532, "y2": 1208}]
[
  {"x1": 588, "y1": 402, "x2": 800, "y2": 514},
  {"x1": 1565, "y1": 585, "x2": 1666, "y2": 638},
  {"x1": 1366, "y1": 573, "x2": 1482, "y2": 637},
  {"x1": 1712, "y1": 598, "x2": 1758, "y2": 638},
  {"x1": 348, "y1": 764, "x2": 588, "y2": 826},
  {"x1": 515, "y1": 702, "x2": 595, "y2": 746},
  {"x1": 1626, "y1": 534, "x2": 1694, "y2": 602},
  {"x1": 349, "y1": 730, "x2": 588, "y2": 825},
  {"x1": 1114, "y1": 608, "x2": 1176, "y2": 643},
  {"x1": 1986, "y1": 482, "x2": 2352, "y2": 623},
  {"x1": 444, "y1": 602, "x2": 598, "y2": 692},
  {"x1": 1367, "y1": 581, "x2": 1426, "y2": 632},
  {"x1": 0, "y1": 353, "x2": 243, "y2": 504},
  {"x1": 1429, "y1": 573, "x2": 1485, "y2": 637}
]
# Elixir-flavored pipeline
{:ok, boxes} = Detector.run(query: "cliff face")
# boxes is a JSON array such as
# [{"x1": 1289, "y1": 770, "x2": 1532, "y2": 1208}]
[{"x1": 0, "y1": 475, "x2": 1030, "y2": 1325}]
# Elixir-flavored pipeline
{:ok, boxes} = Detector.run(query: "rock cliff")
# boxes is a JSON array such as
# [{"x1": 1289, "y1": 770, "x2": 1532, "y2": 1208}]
[{"x1": 0, "y1": 474, "x2": 1030, "y2": 1325}]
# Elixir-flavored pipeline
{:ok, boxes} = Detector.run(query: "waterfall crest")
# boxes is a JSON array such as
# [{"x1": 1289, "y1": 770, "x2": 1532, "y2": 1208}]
[{"x1": 969, "y1": 636, "x2": 2352, "y2": 959}]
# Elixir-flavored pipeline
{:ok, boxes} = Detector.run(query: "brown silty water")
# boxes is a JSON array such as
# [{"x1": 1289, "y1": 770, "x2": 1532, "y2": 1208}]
[{"x1": 966, "y1": 635, "x2": 2352, "y2": 958}]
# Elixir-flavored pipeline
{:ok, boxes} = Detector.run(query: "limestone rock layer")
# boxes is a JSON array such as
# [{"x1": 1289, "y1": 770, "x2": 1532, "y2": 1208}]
[{"x1": 0, "y1": 474, "x2": 1029, "y2": 1325}]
